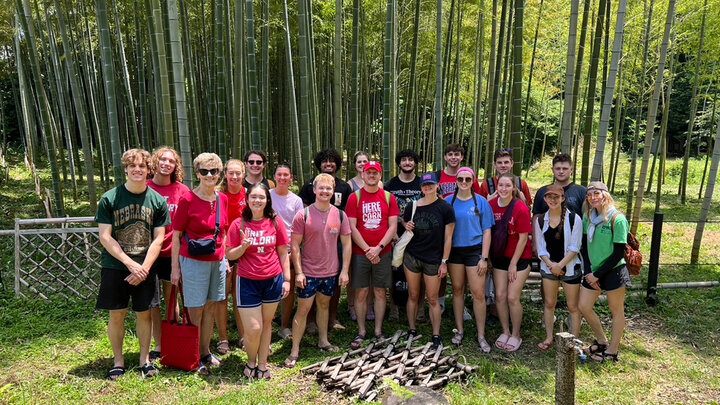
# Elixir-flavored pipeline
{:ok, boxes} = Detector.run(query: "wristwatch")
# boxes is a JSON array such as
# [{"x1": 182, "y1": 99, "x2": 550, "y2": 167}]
[
  {"x1": 441, "y1": 259, "x2": 448, "y2": 265},
  {"x1": 479, "y1": 257, "x2": 488, "y2": 262},
  {"x1": 379, "y1": 244, "x2": 385, "y2": 249}
]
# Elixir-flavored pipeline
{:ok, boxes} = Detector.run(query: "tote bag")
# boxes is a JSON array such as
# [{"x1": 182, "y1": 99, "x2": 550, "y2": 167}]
[
  {"x1": 161, "y1": 285, "x2": 200, "y2": 371},
  {"x1": 392, "y1": 202, "x2": 417, "y2": 267}
]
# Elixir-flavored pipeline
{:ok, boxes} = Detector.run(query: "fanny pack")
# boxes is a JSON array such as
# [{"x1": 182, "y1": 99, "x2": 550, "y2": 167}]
[{"x1": 186, "y1": 192, "x2": 221, "y2": 256}]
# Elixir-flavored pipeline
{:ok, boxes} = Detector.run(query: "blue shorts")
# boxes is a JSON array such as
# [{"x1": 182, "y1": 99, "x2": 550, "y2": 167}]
[
  {"x1": 180, "y1": 256, "x2": 226, "y2": 308},
  {"x1": 297, "y1": 276, "x2": 337, "y2": 299},
  {"x1": 237, "y1": 274, "x2": 284, "y2": 308}
]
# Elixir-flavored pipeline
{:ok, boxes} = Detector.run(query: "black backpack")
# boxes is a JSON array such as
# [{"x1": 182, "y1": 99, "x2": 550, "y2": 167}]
[{"x1": 490, "y1": 199, "x2": 518, "y2": 259}]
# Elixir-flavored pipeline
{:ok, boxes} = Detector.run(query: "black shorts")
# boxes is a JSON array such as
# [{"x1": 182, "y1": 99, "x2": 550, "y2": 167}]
[
  {"x1": 582, "y1": 265, "x2": 631, "y2": 292},
  {"x1": 541, "y1": 263, "x2": 582, "y2": 285},
  {"x1": 96, "y1": 267, "x2": 158, "y2": 312},
  {"x1": 448, "y1": 244, "x2": 483, "y2": 267},
  {"x1": 152, "y1": 256, "x2": 172, "y2": 282},
  {"x1": 491, "y1": 257, "x2": 531, "y2": 272}
]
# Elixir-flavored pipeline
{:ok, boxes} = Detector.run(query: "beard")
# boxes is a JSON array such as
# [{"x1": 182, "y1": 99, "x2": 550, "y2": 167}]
[{"x1": 400, "y1": 166, "x2": 415, "y2": 174}]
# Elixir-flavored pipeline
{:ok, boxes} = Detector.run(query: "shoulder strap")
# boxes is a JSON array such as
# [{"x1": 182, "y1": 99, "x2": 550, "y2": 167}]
[
  {"x1": 385, "y1": 190, "x2": 392, "y2": 206},
  {"x1": 213, "y1": 192, "x2": 221, "y2": 241},
  {"x1": 516, "y1": 176, "x2": 522, "y2": 190},
  {"x1": 339, "y1": 208, "x2": 346, "y2": 223},
  {"x1": 538, "y1": 214, "x2": 544, "y2": 229},
  {"x1": 610, "y1": 211, "x2": 621, "y2": 236},
  {"x1": 488, "y1": 178, "x2": 496, "y2": 195},
  {"x1": 569, "y1": 211, "x2": 576, "y2": 231},
  {"x1": 354, "y1": 189, "x2": 362, "y2": 208},
  {"x1": 304, "y1": 206, "x2": 310, "y2": 221}
]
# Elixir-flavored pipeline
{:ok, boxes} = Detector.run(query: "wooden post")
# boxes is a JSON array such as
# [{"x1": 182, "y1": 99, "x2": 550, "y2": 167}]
[{"x1": 555, "y1": 332, "x2": 575, "y2": 405}]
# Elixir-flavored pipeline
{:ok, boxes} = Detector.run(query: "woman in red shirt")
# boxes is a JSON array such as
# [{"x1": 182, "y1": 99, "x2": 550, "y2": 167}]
[
  {"x1": 226, "y1": 184, "x2": 291, "y2": 380},
  {"x1": 215, "y1": 159, "x2": 247, "y2": 355},
  {"x1": 489, "y1": 173, "x2": 532, "y2": 352}
]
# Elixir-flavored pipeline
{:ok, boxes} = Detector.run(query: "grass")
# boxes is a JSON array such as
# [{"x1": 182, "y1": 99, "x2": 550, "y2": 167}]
[{"x1": 1, "y1": 149, "x2": 720, "y2": 403}]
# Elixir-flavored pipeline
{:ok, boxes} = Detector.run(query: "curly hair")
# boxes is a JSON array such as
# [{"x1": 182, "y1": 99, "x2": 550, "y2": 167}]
[
  {"x1": 150, "y1": 147, "x2": 184, "y2": 183},
  {"x1": 314, "y1": 149, "x2": 343, "y2": 172},
  {"x1": 242, "y1": 183, "x2": 277, "y2": 221},
  {"x1": 193, "y1": 153, "x2": 223, "y2": 173},
  {"x1": 395, "y1": 149, "x2": 421, "y2": 166},
  {"x1": 121, "y1": 149, "x2": 152, "y2": 172}
]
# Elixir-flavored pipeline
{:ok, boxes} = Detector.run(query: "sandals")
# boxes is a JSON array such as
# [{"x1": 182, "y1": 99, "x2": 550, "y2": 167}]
[
  {"x1": 588, "y1": 339, "x2": 608, "y2": 355},
  {"x1": 408, "y1": 329, "x2": 418, "y2": 338},
  {"x1": 537, "y1": 341, "x2": 553, "y2": 351},
  {"x1": 591, "y1": 351, "x2": 619, "y2": 363},
  {"x1": 201, "y1": 353, "x2": 225, "y2": 367},
  {"x1": 451, "y1": 332, "x2": 465, "y2": 346},
  {"x1": 504, "y1": 336, "x2": 522, "y2": 352},
  {"x1": 318, "y1": 344, "x2": 340, "y2": 353},
  {"x1": 243, "y1": 364, "x2": 256, "y2": 378},
  {"x1": 284, "y1": 355, "x2": 299, "y2": 368},
  {"x1": 374, "y1": 333, "x2": 386, "y2": 341},
  {"x1": 477, "y1": 337, "x2": 492, "y2": 354},
  {"x1": 140, "y1": 363, "x2": 158, "y2": 379},
  {"x1": 495, "y1": 334, "x2": 510, "y2": 350},
  {"x1": 149, "y1": 350, "x2": 162, "y2": 363},
  {"x1": 107, "y1": 366, "x2": 126, "y2": 381},
  {"x1": 216, "y1": 340, "x2": 231, "y2": 355},
  {"x1": 194, "y1": 364, "x2": 210, "y2": 376},
  {"x1": 255, "y1": 367, "x2": 272, "y2": 380},
  {"x1": 350, "y1": 334, "x2": 367, "y2": 349}
]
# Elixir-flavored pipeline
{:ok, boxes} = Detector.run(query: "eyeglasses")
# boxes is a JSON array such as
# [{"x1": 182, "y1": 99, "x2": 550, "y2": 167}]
[
  {"x1": 198, "y1": 168, "x2": 220, "y2": 176},
  {"x1": 246, "y1": 160, "x2": 264, "y2": 166},
  {"x1": 457, "y1": 177, "x2": 474, "y2": 183}
]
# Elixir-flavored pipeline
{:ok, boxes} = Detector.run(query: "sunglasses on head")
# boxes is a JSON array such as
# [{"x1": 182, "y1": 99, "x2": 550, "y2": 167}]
[
  {"x1": 457, "y1": 177, "x2": 473, "y2": 183},
  {"x1": 198, "y1": 168, "x2": 220, "y2": 176},
  {"x1": 246, "y1": 159, "x2": 264, "y2": 165}
]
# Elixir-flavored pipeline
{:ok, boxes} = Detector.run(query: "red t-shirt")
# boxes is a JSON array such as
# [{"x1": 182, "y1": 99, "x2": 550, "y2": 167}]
[
  {"x1": 489, "y1": 198, "x2": 533, "y2": 259},
  {"x1": 146, "y1": 180, "x2": 190, "y2": 257},
  {"x1": 227, "y1": 217, "x2": 289, "y2": 280},
  {"x1": 479, "y1": 176, "x2": 533, "y2": 206},
  {"x1": 345, "y1": 189, "x2": 400, "y2": 255},
  {"x1": 173, "y1": 191, "x2": 229, "y2": 261},
  {"x1": 438, "y1": 170, "x2": 482, "y2": 198},
  {"x1": 223, "y1": 188, "x2": 247, "y2": 226}
]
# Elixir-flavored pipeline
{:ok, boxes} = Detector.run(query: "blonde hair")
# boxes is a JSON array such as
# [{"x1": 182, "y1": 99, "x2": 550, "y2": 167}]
[
  {"x1": 582, "y1": 190, "x2": 616, "y2": 220},
  {"x1": 150, "y1": 147, "x2": 183, "y2": 183},
  {"x1": 221, "y1": 159, "x2": 245, "y2": 192},
  {"x1": 313, "y1": 173, "x2": 336, "y2": 188},
  {"x1": 192, "y1": 153, "x2": 223, "y2": 173},
  {"x1": 121, "y1": 149, "x2": 151, "y2": 171}
]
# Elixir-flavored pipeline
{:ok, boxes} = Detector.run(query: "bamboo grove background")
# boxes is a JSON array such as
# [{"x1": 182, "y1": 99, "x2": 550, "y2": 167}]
[{"x1": 1, "y1": 0, "x2": 720, "y2": 240}]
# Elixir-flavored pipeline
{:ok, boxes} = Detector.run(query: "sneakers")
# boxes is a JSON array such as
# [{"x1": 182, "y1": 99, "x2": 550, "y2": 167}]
[
  {"x1": 463, "y1": 306, "x2": 472, "y2": 321},
  {"x1": 431, "y1": 335, "x2": 442, "y2": 350}
]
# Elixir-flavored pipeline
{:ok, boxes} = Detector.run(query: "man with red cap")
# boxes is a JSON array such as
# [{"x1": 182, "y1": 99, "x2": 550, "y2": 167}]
[{"x1": 345, "y1": 161, "x2": 400, "y2": 348}]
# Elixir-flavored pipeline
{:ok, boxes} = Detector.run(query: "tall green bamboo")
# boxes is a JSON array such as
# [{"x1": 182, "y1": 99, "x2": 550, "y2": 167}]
[
  {"x1": 149, "y1": 0, "x2": 174, "y2": 146},
  {"x1": 470, "y1": 0, "x2": 485, "y2": 170},
  {"x1": 333, "y1": 0, "x2": 343, "y2": 149},
  {"x1": 630, "y1": 0, "x2": 676, "y2": 233},
  {"x1": 509, "y1": 0, "x2": 523, "y2": 175},
  {"x1": 349, "y1": 0, "x2": 360, "y2": 155},
  {"x1": 560, "y1": 0, "x2": 580, "y2": 154},
  {"x1": 281, "y1": 0, "x2": 303, "y2": 182},
  {"x1": 19, "y1": 0, "x2": 64, "y2": 214},
  {"x1": 382, "y1": 0, "x2": 396, "y2": 179},
  {"x1": 691, "y1": 109, "x2": 720, "y2": 263},
  {"x1": 260, "y1": 0, "x2": 270, "y2": 151},
  {"x1": 434, "y1": 0, "x2": 444, "y2": 167},
  {"x1": 243, "y1": 0, "x2": 261, "y2": 150},
  {"x1": 112, "y1": 0, "x2": 140, "y2": 147},
  {"x1": 214, "y1": 0, "x2": 228, "y2": 158}
]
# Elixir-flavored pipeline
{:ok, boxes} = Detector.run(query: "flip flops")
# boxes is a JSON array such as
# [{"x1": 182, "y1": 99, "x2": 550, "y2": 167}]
[
  {"x1": 107, "y1": 366, "x2": 126, "y2": 381},
  {"x1": 140, "y1": 363, "x2": 158, "y2": 379},
  {"x1": 284, "y1": 355, "x2": 299, "y2": 368},
  {"x1": 350, "y1": 334, "x2": 367, "y2": 349},
  {"x1": 318, "y1": 344, "x2": 340, "y2": 353},
  {"x1": 537, "y1": 341, "x2": 553, "y2": 351},
  {"x1": 504, "y1": 336, "x2": 522, "y2": 352}
]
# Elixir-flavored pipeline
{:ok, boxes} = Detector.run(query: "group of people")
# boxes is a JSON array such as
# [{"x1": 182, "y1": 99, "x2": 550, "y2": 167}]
[{"x1": 95, "y1": 144, "x2": 632, "y2": 381}]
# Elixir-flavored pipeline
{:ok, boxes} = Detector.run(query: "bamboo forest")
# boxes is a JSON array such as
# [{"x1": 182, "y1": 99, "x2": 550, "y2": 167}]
[{"x1": 1, "y1": 0, "x2": 719, "y2": 226}]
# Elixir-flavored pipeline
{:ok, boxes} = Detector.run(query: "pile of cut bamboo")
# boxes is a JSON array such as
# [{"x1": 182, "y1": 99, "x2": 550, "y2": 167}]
[{"x1": 301, "y1": 330, "x2": 474, "y2": 401}]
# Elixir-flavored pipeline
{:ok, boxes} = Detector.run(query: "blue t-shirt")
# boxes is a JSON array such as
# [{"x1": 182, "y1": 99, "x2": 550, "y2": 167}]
[{"x1": 446, "y1": 193, "x2": 495, "y2": 248}]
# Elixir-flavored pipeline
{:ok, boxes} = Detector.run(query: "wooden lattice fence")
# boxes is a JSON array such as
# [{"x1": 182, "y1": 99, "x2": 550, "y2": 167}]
[{"x1": 13, "y1": 217, "x2": 101, "y2": 300}]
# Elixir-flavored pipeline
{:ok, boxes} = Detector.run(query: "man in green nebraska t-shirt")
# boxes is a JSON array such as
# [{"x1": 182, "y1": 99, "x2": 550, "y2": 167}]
[{"x1": 95, "y1": 148, "x2": 170, "y2": 380}]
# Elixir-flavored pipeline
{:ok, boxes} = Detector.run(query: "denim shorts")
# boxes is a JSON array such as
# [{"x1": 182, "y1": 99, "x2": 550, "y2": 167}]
[
  {"x1": 541, "y1": 263, "x2": 582, "y2": 284},
  {"x1": 237, "y1": 274, "x2": 284, "y2": 308},
  {"x1": 297, "y1": 275, "x2": 337, "y2": 299},
  {"x1": 179, "y1": 256, "x2": 226, "y2": 308}
]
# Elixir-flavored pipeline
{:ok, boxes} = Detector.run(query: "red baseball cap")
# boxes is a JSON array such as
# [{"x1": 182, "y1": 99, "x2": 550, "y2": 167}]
[{"x1": 363, "y1": 161, "x2": 382, "y2": 173}]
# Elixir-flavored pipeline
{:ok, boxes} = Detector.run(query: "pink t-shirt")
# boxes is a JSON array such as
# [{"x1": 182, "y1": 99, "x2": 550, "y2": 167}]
[
  {"x1": 227, "y1": 217, "x2": 289, "y2": 280},
  {"x1": 146, "y1": 180, "x2": 190, "y2": 257},
  {"x1": 292, "y1": 205, "x2": 351, "y2": 278},
  {"x1": 173, "y1": 191, "x2": 229, "y2": 262},
  {"x1": 489, "y1": 198, "x2": 533, "y2": 259},
  {"x1": 345, "y1": 189, "x2": 399, "y2": 255},
  {"x1": 438, "y1": 170, "x2": 482, "y2": 198}
]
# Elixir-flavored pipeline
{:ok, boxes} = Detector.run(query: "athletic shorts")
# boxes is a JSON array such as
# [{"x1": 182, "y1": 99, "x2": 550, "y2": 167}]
[
  {"x1": 297, "y1": 275, "x2": 337, "y2": 299},
  {"x1": 491, "y1": 257, "x2": 531, "y2": 272},
  {"x1": 582, "y1": 265, "x2": 631, "y2": 292},
  {"x1": 403, "y1": 253, "x2": 439, "y2": 276},
  {"x1": 541, "y1": 263, "x2": 582, "y2": 285},
  {"x1": 180, "y1": 256, "x2": 226, "y2": 308},
  {"x1": 96, "y1": 267, "x2": 158, "y2": 312},
  {"x1": 448, "y1": 244, "x2": 483, "y2": 267},
  {"x1": 237, "y1": 274, "x2": 284, "y2": 308},
  {"x1": 152, "y1": 256, "x2": 172, "y2": 282},
  {"x1": 351, "y1": 252, "x2": 392, "y2": 289}
]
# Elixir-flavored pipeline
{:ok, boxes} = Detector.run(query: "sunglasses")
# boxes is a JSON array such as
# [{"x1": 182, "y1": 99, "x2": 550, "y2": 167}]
[
  {"x1": 246, "y1": 160, "x2": 264, "y2": 166},
  {"x1": 198, "y1": 168, "x2": 220, "y2": 176},
  {"x1": 457, "y1": 177, "x2": 474, "y2": 183}
]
